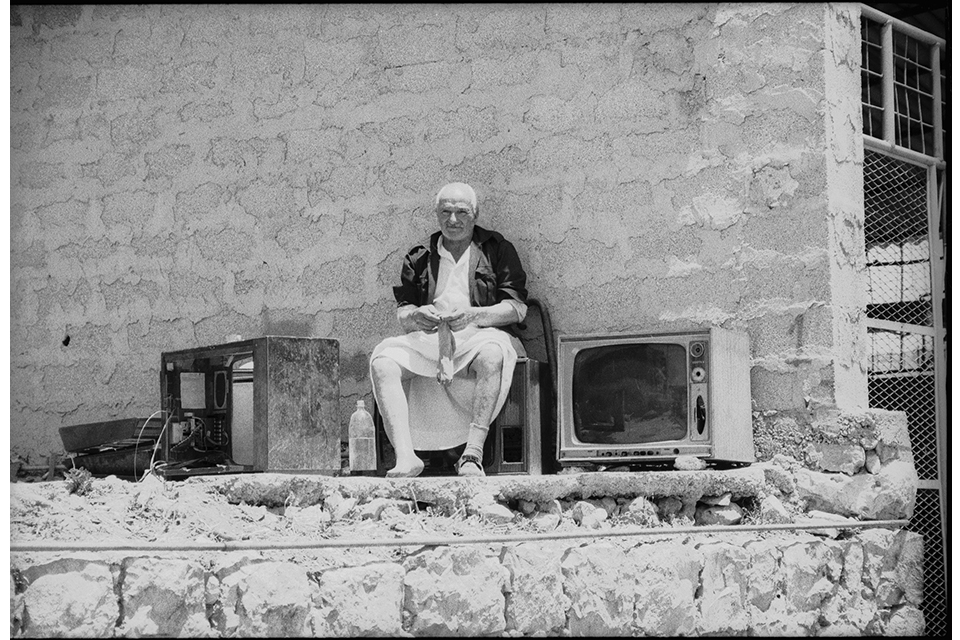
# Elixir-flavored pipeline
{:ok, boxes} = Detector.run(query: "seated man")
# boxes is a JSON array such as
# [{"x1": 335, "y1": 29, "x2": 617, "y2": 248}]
[{"x1": 369, "y1": 182, "x2": 528, "y2": 478}]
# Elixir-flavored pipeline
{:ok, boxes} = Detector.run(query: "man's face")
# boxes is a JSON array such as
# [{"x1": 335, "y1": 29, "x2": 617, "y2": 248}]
[{"x1": 436, "y1": 191, "x2": 477, "y2": 245}]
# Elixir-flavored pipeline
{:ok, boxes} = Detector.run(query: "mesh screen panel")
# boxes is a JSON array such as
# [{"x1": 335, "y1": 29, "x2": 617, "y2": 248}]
[
  {"x1": 907, "y1": 489, "x2": 947, "y2": 636},
  {"x1": 863, "y1": 151, "x2": 933, "y2": 326},
  {"x1": 867, "y1": 372, "x2": 937, "y2": 481}
]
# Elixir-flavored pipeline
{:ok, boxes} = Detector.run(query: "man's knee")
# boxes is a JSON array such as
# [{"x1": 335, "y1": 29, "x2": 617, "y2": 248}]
[
  {"x1": 470, "y1": 346, "x2": 504, "y2": 378},
  {"x1": 370, "y1": 356, "x2": 402, "y2": 383}
]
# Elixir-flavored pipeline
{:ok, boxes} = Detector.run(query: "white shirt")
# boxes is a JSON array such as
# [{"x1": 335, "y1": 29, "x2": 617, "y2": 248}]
[{"x1": 399, "y1": 239, "x2": 527, "y2": 323}]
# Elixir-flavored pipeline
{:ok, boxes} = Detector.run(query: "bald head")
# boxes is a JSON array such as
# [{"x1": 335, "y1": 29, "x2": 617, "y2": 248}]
[{"x1": 435, "y1": 182, "x2": 478, "y2": 213}]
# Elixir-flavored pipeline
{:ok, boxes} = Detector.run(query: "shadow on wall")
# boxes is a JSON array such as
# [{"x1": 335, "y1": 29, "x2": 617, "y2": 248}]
[{"x1": 260, "y1": 308, "x2": 315, "y2": 338}]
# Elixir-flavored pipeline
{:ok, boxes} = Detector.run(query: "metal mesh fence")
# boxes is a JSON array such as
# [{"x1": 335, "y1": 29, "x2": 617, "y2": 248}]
[
  {"x1": 863, "y1": 144, "x2": 945, "y2": 638},
  {"x1": 867, "y1": 347, "x2": 937, "y2": 480},
  {"x1": 863, "y1": 150, "x2": 933, "y2": 326},
  {"x1": 907, "y1": 488, "x2": 948, "y2": 636}
]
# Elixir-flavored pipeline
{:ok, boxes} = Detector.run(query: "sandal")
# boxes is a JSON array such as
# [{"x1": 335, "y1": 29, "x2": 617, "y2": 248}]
[{"x1": 455, "y1": 453, "x2": 485, "y2": 477}]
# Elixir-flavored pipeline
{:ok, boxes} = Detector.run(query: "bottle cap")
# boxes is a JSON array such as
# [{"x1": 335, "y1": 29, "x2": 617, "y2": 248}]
[{"x1": 356, "y1": 399, "x2": 365, "y2": 409}]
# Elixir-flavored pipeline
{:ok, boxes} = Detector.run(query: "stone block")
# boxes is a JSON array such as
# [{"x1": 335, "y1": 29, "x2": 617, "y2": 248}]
[
  {"x1": 780, "y1": 538, "x2": 843, "y2": 613},
  {"x1": 403, "y1": 546, "x2": 507, "y2": 636},
  {"x1": 217, "y1": 561, "x2": 312, "y2": 637},
  {"x1": 20, "y1": 562, "x2": 118, "y2": 638},
  {"x1": 794, "y1": 460, "x2": 918, "y2": 520},
  {"x1": 858, "y1": 528, "x2": 924, "y2": 609},
  {"x1": 868, "y1": 409, "x2": 912, "y2": 461},
  {"x1": 312, "y1": 563, "x2": 404, "y2": 637},
  {"x1": 117, "y1": 557, "x2": 210, "y2": 637},
  {"x1": 627, "y1": 541, "x2": 701, "y2": 635},
  {"x1": 747, "y1": 597, "x2": 819, "y2": 636},
  {"x1": 882, "y1": 604, "x2": 925, "y2": 636},
  {"x1": 501, "y1": 542, "x2": 569, "y2": 635},
  {"x1": 696, "y1": 541, "x2": 751, "y2": 635},
  {"x1": 561, "y1": 543, "x2": 633, "y2": 636},
  {"x1": 805, "y1": 442, "x2": 865, "y2": 475},
  {"x1": 894, "y1": 531, "x2": 924, "y2": 606},
  {"x1": 742, "y1": 538, "x2": 785, "y2": 612}
]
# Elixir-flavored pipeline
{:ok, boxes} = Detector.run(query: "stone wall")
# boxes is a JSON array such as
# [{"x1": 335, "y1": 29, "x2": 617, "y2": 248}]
[
  {"x1": 10, "y1": 3, "x2": 868, "y2": 462},
  {"x1": 10, "y1": 528, "x2": 924, "y2": 637}
]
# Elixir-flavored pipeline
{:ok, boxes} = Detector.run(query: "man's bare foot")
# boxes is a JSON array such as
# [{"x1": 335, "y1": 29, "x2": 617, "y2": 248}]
[{"x1": 386, "y1": 457, "x2": 424, "y2": 478}]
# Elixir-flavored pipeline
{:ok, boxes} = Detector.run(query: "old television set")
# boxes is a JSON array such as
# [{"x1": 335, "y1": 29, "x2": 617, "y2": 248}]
[
  {"x1": 158, "y1": 336, "x2": 341, "y2": 478},
  {"x1": 556, "y1": 327, "x2": 753, "y2": 468}
]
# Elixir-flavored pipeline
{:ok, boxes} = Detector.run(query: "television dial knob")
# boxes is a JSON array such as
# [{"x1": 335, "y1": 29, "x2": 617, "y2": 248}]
[{"x1": 691, "y1": 367, "x2": 706, "y2": 382}]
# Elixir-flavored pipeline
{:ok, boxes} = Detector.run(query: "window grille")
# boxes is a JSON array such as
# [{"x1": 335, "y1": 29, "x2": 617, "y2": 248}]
[
  {"x1": 860, "y1": 8, "x2": 946, "y2": 159},
  {"x1": 907, "y1": 488, "x2": 948, "y2": 637},
  {"x1": 860, "y1": 6, "x2": 946, "y2": 637}
]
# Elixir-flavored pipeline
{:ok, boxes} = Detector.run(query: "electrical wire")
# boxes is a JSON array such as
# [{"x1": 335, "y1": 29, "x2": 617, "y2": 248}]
[{"x1": 132, "y1": 409, "x2": 167, "y2": 482}]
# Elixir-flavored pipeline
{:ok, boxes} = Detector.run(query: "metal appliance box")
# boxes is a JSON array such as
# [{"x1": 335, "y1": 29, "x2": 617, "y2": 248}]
[{"x1": 160, "y1": 336, "x2": 340, "y2": 476}]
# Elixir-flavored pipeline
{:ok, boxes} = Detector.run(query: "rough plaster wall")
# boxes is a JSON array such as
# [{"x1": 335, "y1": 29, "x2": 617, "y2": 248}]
[
  {"x1": 9, "y1": 4, "x2": 864, "y2": 461},
  {"x1": 823, "y1": 3, "x2": 869, "y2": 411}
]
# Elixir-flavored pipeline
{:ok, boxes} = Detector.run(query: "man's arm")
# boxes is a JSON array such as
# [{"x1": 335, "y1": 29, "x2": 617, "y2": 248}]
[{"x1": 443, "y1": 300, "x2": 522, "y2": 332}]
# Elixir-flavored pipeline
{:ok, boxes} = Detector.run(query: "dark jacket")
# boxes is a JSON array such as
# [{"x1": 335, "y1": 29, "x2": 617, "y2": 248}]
[{"x1": 393, "y1": 225, "x2": 528, "y2": 335}]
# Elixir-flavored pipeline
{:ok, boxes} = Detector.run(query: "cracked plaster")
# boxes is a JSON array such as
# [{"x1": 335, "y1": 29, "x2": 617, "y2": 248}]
[{"x1": 10, "y1": 3, "x2": 867, "y2": 460}]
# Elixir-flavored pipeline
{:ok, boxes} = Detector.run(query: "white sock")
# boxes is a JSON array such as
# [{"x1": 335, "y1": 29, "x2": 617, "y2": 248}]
[{"x1": 463, "y1": 423, "x2": 489, "y2": 461}]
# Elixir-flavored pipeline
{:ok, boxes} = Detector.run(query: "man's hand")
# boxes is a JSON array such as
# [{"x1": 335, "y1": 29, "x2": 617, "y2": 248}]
[
  {"x1": 399, "y1": 304, "x2": 443, "y2": 334},
  {"x1": 441, "y1": 308, "x2": 485, "y2": 332}
]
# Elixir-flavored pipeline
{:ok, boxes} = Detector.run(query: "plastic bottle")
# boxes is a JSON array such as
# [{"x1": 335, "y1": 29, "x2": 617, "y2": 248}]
[{"x1": 348, "y1": 400, "x2": 377, "y2": 473}]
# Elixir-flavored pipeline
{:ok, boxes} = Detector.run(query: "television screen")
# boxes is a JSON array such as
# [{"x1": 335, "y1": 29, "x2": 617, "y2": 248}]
[{"x1": 572, "y1": 343, "x2": 688, "y2": 445}]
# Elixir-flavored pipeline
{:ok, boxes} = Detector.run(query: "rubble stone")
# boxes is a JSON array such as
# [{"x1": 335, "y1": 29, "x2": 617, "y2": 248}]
[
  {"x1": 864, "y1": 449, "x2": 881, "y2": 474},
  {"x1": 759, "y1": 494, "x2": 793, "y2": 523},
  {"x1": 696, "y1": 502, "x2": 743, "y2": 526},
  {"x1": 571, "y1": 501, "x2": 606, "y2": 528},
  {"x1": 528, "y1": 511, "x2": 560, "y2": 531},
  {"x1": 479, "y1": 502, "x2": 516, "y2": 525},
  {"x1": 655, "y1": 496, "x2": 683, "y2": 519},
  {"x1": 622, "y1": 495, "x2": 660, "y2": 526}
]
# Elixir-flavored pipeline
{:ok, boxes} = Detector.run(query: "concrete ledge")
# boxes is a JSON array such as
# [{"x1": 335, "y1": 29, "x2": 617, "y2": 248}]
[{"x1": 209, "y1": 468, "x2": 767, "y2": 508}]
